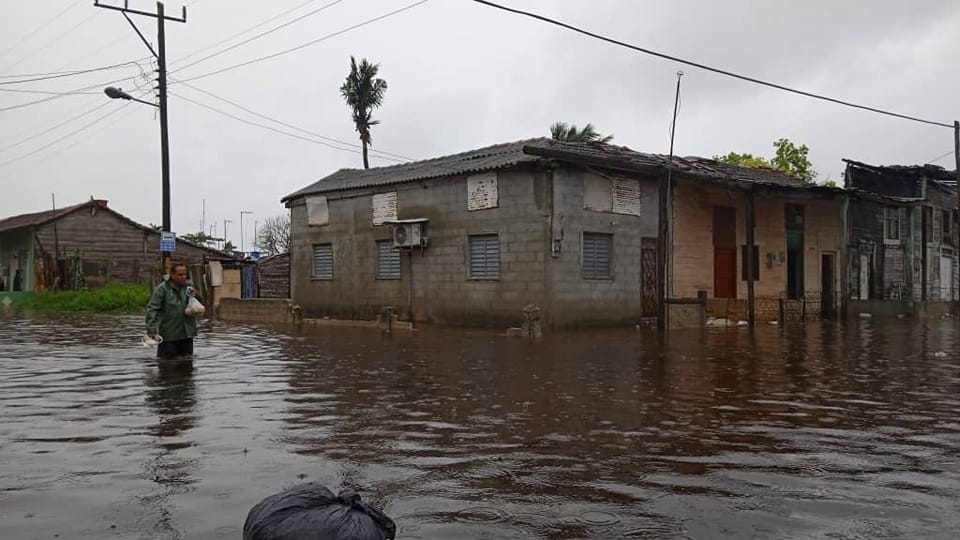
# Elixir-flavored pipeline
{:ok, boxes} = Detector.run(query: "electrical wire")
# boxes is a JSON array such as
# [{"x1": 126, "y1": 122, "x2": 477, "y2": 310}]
[
  {"x1": 170, "y1": 0, "x2": 323, "y2": 67},
  {"x1": 0, "y1": 99, "x2": 114, "y2": 154},
  {"x1": 0, "y1": 60, "x2": 142, "y2": 85},
  {"x1": 469, "y1": 0, "x2": 954, "y2": 130},
  {"x1": 0, "y1": 0, "x2": 85, "y2": 65},
  {"x1": 0, "y1": 72, "x2": 146, "y2": 112},
  {"x1": 927, "y1": 150, "x2": 955, "y2": 164},
  {"x1": 0, "y1": 97, "x2": 139, "y2": 169},
  {"x1": 174, "y1": 79, "x2": 414, "y2": 161},
  {"x1": 0, "y1": 87, "x2": 100, "y2": 95},
  {"x1": 170, "y1": 0, "x2": 344, "y2": 74},
  {"x1": 169, "y1": 90, "x2": 404, "y2": 162},
  {"x1": 2, "y1": 11, "x2": 102, "y2": 72},
  {"x1": 174, "y1": 0, "x2": 430, "y2": 83}
]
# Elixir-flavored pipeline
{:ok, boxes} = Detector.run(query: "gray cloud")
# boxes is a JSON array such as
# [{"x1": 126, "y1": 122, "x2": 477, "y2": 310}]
[{"x1": 2, "y1": 0, "x2": 958, "y2": 248}]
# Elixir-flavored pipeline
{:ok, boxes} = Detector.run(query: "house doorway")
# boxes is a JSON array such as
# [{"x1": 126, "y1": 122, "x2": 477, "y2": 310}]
[
  {"x1": 941, "y1": 251, "x2": 955, "y2": 301},
  {"x1": 786, "y1": 204, "x2": 805, "y2": 300},
  {"x1": 641, "y1": 237, "x2": 657, "y2": 317},
  {"x1": 821, "y1": 253, "x2": 836, "y2": 318},
  {"x1": 713, "y1": 206, "x2": 737, "y2": 298}
]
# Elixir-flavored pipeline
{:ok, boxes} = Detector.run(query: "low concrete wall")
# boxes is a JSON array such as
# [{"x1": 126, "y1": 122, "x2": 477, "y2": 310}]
[
  {"x1": 847, "y1": 299, "x2": 912, "y2": 318},
  {"x1": 219, "y1": 298, "x2": 294, "y2": 324},
  {"x1": 917, "y1": 301, "x2": 957, "y2": 319},
  {"x1": 668, "y1": 303, "x2": 705, "y2": 329}
]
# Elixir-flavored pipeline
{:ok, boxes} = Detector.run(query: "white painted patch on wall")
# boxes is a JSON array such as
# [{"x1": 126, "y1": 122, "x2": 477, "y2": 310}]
[
  {"x1": 372, "y1": 192, "x2": 398, "y2": 225},
  {"x1": 583, "y1": 173, "x2": 612, "y2": 212},
  {"x1": 467, "y1": 173, "x2": 498, "y2": 211},
  {"x1": 612, "y1": 177, "x2": 642, "y2": 216},
  {"x1": 306, "y1": 196, "x2": 329, "y2": 226}
]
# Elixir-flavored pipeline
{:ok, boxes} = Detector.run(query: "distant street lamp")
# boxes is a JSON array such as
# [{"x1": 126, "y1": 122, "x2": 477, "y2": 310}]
[{"x1": 240, "y1": 210, "x2": 252, "y2": 255}]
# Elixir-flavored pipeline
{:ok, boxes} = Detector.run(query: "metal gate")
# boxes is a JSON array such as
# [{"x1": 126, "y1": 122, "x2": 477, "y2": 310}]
[{"x1": 641, "y1": 237, "x2": 657, "y2": 317}]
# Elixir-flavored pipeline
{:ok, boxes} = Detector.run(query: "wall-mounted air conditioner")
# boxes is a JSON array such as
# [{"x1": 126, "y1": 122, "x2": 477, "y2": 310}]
[{"x1": 387, "y1": 219, "x2": 429, "y2": 248}]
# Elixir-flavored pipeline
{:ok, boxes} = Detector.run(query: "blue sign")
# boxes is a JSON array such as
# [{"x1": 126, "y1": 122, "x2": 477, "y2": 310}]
[
  {"x1": 160, "y1": 231, "x2": 176, "y2": 252},
  {"x1": 250, "y1": 251, "x2": 261, "y2": 259}
]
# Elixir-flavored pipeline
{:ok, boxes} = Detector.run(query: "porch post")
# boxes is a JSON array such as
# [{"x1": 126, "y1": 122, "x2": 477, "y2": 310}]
[
  {"x1": 746, "y1": 189, "x2": 756, "y2": 328},
  {"x1": 839, "y1": 193, "x2": 849, "y2": 318}
]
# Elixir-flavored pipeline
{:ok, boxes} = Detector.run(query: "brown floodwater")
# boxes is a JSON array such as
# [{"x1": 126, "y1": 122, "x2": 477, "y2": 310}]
[{"x1": 1, "y1": 313, "x2": 958, "y2": 539}]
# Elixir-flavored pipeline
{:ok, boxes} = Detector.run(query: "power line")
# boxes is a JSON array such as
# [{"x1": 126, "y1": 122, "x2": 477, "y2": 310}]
[
  {"x1": 0, "y1": 60, "x2": 142, "y2": 85},
  {"x1": 0, "y1": 87, "x2": 100, "y2": 95},
  {"x1": 0, "y1": 98, "x2": 136, "y2": 169},
  {"x1": 174, "y1": 0, "x2": 430, "y2": 83},
  {"x1": 0, "y1": 0, "x2": 84, "y2": 65},
  {"x1": 0, "y1": 99, "x2": 113, "y2": 154},
  {"x1": 0, "y1": 72, "x2": 145, "y2": 112},
  {"x1": 2, "y1": 11, "x2": 102, "y2": 72},
  {"x1": 170, "y1": 0, "x2": 344, "y2": 74},
  {"x1": 927, "y1": 150, "x2": 954, "y2": 164},
  {"x1": 169, "y1": 0, "x2": 323, "y2": 67},
  {"x1": 169, "y1": 89, "x2": 404, "y2": 162},
  {"x1": 469, "y1": 0, "x2": 954, "y2": 130},
  {"x1": 175, "y1": 79, "x2": 414, "y2": 161}
]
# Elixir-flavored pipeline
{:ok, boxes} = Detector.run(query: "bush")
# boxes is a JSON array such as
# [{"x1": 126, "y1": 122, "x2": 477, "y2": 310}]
[{"x1": 16, "y1": 283, "x2": 152, "y2": 313}]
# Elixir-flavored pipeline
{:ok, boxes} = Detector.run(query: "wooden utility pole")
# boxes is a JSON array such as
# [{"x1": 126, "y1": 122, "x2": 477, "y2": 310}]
[
  {"x1": 94, "y1": 1, "x2": 186, "y2": 276},
  {"x1": 745, "y1": 189, "x2": 756, "y2": 328}
]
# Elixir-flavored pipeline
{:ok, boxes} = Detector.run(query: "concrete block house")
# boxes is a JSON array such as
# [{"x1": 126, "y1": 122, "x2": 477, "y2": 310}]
[
  {"x1": 843, "y1": 159, "x2": 958, "y2": 315},
  {"x1": 283, "y1": 139, "x2": 664, "y2": 328}
]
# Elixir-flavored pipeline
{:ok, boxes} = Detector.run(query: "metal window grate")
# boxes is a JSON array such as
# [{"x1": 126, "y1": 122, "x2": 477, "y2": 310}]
[
  {"x1": 582, "y1": 232, "x2": 612, "y2": 279},
  {"x1": 377, "y1": 240, "x2": 401, "y2": 279},
  {"x1": 468, "y1": 234, "x2": 500, "y2": 278},
  {"x1": 312, "y1": 244, "x2": 333, "y2": 279}
]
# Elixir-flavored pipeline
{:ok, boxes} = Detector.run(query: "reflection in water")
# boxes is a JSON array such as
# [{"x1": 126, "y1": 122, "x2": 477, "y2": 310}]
[
  {"x1": 0, "y1": 314, "x2": 958, "y2": 539},
  {"x1": 140, "y1": 360, "x2": 198, "y2": 539}
]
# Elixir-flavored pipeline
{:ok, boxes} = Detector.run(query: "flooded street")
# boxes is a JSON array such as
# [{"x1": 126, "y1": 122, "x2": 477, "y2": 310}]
[{"x1": 1, "y1": 315, "x2": 959, "y2": 539}]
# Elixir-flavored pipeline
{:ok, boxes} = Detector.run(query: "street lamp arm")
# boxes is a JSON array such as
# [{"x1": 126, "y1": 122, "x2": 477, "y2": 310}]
[{"x1": 104, "y1": 86, "x2": 158, "y2": 108}]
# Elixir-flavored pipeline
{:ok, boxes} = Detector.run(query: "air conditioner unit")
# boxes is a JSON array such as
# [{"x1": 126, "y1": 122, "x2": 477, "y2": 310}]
[{"x1": 392, "y1": 222, "x2": 426, "y2": 248}]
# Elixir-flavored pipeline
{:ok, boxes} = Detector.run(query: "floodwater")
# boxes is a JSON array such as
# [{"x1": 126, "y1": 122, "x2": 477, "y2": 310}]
[{"x1": 1, "y1": 315, "x2": 959, "y2": 539}]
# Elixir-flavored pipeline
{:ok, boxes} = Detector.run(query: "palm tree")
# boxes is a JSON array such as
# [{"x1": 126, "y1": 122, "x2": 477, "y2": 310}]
[
  {"x1": 340, "y1": 56, "x2": 388, "y2": 169},
  {"x1": 549, "y1": 122, "x2": 613, "y2": 143}
]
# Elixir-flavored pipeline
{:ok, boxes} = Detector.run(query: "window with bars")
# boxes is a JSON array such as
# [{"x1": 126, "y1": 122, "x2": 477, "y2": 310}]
[
  {"x1": 312, "y1": 244, "x2": 333, "y2": 279},
  {"x1": 582, "y1": 232, "x2": 613, "y2": 279},
  {"x1": 376, "y1": 240, "x2": 401, "y2": 279},
  {"x1": 468, "y1": 234, "x2": 500, "y2": 279}
]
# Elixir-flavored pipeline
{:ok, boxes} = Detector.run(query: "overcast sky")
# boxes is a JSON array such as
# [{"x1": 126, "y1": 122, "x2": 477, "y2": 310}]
[{"x1": 1, "y1": 0, "x2": 958, "y2": 250}]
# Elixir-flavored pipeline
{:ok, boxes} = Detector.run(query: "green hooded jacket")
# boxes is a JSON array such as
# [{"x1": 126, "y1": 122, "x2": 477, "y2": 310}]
[{"x1": 145, "y1": 280, "x2": 199, "y2": 341}]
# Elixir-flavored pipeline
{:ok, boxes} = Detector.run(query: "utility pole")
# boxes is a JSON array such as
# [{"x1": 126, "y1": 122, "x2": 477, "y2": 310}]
[
  {"x1": 658, "y1": 71, "x2": 683, "y2": 331},
  {"x1": 954, "y1": 120, "x2": 959, "y2": 314},
  {"x1": 224, "y1": 219, "x2": 231, "y2": 251},
  {"x1": 240, "y1": 210, "x2": 252, "y2": 255},
  {"x1": 94, "y1": 1, "x2": 186, "y2": 276}
]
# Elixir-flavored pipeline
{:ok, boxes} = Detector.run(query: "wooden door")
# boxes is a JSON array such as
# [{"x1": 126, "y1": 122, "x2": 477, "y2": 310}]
[
  {"x1": 641, "y1": 237, "x2": 657, "y2": 317},
  {"x1": 713, "y1": 206, "x2": 737, "y2": 298},
  {"x1": 821, "y1": 253, "x2": 836, "y2": 318}
]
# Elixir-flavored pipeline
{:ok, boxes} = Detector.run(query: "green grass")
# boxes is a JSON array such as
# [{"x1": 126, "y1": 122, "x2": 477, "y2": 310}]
[{"x1": 4, "y1": 283, "x2": 152, "y2": 313}]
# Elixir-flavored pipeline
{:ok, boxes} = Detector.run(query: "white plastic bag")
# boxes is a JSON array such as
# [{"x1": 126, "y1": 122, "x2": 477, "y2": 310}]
[{"x1": 185, "y1": 296, "x2": 206, "y2": 317}]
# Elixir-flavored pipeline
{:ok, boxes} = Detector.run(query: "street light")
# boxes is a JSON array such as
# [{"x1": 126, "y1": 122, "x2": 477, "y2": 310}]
[{"x1": 104, "y1": 82, "x2": 173, "y2": 277}]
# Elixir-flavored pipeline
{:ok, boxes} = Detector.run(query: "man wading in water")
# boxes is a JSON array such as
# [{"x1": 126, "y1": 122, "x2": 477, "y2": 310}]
[{"x1": 146, "y1": 263, "x2": 201, "y2": 359}]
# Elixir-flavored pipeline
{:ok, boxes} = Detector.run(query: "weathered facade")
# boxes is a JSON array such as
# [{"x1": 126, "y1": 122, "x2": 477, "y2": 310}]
[
  {"x1": 844, "y1": 160, "x2": 958, "y2": 313},
  {"x1": 283, "y1": 139, "x2": 663, "y2": 328},
  {"x1": 257, "y1": 252, "x2": 290, "y2": 299},
  {"x1": 0, "y1": 199, "x2": 230, "y2": 291},
  {"x1": 668, "y1": 159, "x2": 846, "y2": 323}
]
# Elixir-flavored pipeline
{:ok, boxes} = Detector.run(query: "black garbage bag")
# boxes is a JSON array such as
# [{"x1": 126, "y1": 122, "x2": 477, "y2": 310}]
[{"x1": 243, "y1": 483, "x2": 396, "y2": 540}]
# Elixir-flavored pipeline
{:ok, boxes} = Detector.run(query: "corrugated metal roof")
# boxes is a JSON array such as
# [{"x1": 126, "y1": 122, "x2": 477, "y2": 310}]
[
  {"x1": 0, "y1": 199, "x2": 107, "y2": 234},
  {"x1": 284, "y1": 138, "x2": 840, "y2": 203}
]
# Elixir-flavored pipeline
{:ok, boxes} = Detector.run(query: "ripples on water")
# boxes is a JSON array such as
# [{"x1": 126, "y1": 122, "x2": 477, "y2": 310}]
[{"x1": 0, "y1": 313, "x2": 959, "y2": 539}]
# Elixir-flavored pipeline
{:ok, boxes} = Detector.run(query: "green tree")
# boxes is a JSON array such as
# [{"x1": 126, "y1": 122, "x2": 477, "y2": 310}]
[
  {"x1": 340, "y1": 56, "x2": 387, "y2": 169},
  {"x1": 549, "y1": 122, "x2": 614, "y2": 143},
  {"x1": 771, "y1": 138, "x2": 816, "y2": 182},
  {"x1": 715, "y1": 138, "x2": 816, "y2": 182},
  {"x1": 180, "y1": 231, "x2": 220, "y2": 247},
  {"x1": 223, "y1": 240, "x2": 236, "y2": 253},
  {"x1": 714, "y1": 152, "x2": 772, "y2": 169}
]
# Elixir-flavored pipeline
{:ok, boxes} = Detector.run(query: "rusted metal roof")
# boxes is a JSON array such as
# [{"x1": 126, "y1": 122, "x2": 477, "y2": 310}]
[
  {"x1": 0, "y1": 199, "x2": 108, "y2": 234},
  {"x1": 284, "y1": 138, "x2": 842, "y2": 202}
]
